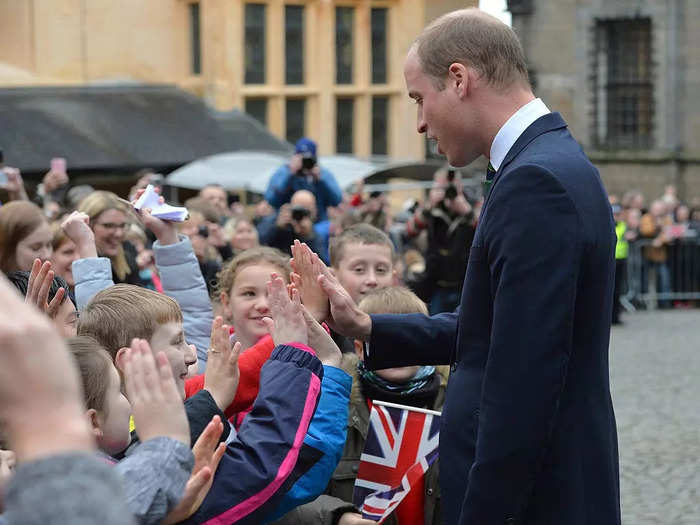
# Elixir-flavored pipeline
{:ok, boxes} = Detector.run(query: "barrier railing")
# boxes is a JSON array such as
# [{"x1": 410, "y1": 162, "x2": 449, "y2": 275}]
[{"x1": 623, "y1": 237, "x2": 700, "y2": 311}]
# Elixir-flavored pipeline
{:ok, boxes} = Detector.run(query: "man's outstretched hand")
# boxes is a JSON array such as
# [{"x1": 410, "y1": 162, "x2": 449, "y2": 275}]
[{"x1": 313, "y1": 252, "x2": 372, "y2": 340}]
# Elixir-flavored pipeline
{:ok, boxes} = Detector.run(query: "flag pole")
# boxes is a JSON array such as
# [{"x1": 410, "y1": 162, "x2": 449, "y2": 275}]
[{"x1": 372, "y1": 399, "x2": 442, "y2": 417}]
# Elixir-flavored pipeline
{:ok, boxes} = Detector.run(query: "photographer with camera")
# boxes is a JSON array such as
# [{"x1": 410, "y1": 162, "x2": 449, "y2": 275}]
[
  {"x1": 264, "y1": 138, "x2": 342, "y2": 223},
  {"x1": 407, "y1": 168, "x2": 476, "y2": 314},
  {"x1": 257, "y1": 190, "x2": 326, "y2": 261}
]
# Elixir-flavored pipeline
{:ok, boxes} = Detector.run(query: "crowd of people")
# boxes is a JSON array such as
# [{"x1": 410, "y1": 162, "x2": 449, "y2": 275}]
[
  {"x1": 609, "y1": 186, "x2": 700, "y2": 323},
  {"x1": 0, "y1": 136, "x2": 466, "y2": 524},
  {"x1": 0, "y1": 127, "x2": 699, "y2": 523}
]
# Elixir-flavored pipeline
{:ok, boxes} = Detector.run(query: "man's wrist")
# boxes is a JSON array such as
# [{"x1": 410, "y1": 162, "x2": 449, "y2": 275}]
[{"x1": 358, "y1": 312, "x2": 372, "y2": 341}]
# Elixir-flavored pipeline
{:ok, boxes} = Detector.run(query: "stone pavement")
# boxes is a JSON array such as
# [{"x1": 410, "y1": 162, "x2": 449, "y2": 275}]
[{"x1": 610, "y1": 309, "x2": 700, "y2": 524}]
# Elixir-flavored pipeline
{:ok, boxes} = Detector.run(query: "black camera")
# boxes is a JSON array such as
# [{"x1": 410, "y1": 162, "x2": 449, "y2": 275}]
[
  {"x1": 301, "y1": 156, "x2": 316, "y2": 171},
  {"x1": 291, "y1": 206, "x2": 311, "y2": 222},
  {"x1": 445, "y1": 169, "x2": 458, "y2": 200}
]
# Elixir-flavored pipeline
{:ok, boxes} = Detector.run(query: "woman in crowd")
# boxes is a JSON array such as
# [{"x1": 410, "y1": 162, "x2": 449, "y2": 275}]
[
  {"x1": 77, "y1": 191, "x2": 151, "y2": 287},
  {"x1": 223, "y1": 215, "x2": 259, "y2": 256},
  {"x1": 0, "y1": 201, "x2": 53, "y2": 273}
]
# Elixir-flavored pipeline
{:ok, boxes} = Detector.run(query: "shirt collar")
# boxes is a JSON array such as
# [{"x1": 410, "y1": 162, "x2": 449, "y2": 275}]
[{"x1": 489, "y1": 98, "x2": 550, "y2": 171}]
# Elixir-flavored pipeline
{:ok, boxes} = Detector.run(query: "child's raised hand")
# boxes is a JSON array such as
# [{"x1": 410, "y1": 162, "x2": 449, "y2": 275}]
[
  {"x1": 25, "y1": 259, "x2": 65, "y2": 319},
  {"x1": 123, "y1": 338, "x2": 190, "y2": 446},
  {"x1": 315, "y1": 252, "x2": 372, "y2": 339},
  {"x1": 0, "y1": 273, "x2": 93, "y2": 462},
  {"x1": 131, "y1": 188, "x2": 179, "y2": 246},
  {"x1": 203, "y1": 316, "x2": 242, "y2": 411},
  {"x1": 61, "y1": 211, "x2": 98, "y2": 258},
  {"x1": 290, "y1": 240, "x2": 330, "y2": 323},
  {"x1": 162, "y1": 416, "x2": 226, "y2": 524},
  {"x1": 262, "y1": 273, "x2": 308, "y2": 346},
  {"x1": 299, "y1": 303, "x2": 341, "y2": 368}
]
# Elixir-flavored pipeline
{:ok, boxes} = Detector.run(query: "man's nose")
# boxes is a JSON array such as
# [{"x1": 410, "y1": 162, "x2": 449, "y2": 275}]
[{"x1": 417, "y1": 108, "x2": 427, "y2": 134}]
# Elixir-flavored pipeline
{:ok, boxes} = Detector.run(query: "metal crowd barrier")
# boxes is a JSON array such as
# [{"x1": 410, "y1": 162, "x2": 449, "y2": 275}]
[{"x1": 622, "y1": 237, "x2": 700, "y2": 311}]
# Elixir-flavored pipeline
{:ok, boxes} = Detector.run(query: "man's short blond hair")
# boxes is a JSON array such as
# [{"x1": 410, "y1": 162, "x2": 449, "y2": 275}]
[
  {"x1": 416, "y1": 8, "x2": 529, "y2": 90},
  {"x1": 78, "y1": 284, "x2": 183, "y2": 360},
  {"x1": 358, "y1": 286, "x2": 428, "y2": 316}
]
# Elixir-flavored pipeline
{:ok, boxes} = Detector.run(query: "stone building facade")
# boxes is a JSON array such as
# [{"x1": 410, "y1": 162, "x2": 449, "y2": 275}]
[
  {"x1": 0, "y1": 0, "x2": 475, "y2": 162},
  {"x1": 508, "y1": 0, "x2": 699, "y2": 202}
]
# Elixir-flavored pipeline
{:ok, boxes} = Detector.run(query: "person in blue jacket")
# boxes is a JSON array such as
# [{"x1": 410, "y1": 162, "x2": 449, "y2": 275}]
[{"x1": 264, "y1": 138, "x2": 342, "y2": 223}]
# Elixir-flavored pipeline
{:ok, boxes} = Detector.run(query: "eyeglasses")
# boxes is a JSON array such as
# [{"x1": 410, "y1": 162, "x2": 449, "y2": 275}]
[{"x1": 94, "y1": 222, "x2": 128, "y2": 231}]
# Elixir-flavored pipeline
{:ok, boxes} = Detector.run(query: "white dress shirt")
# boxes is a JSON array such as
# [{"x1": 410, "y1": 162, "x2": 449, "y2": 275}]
[{"x1": 489, "y1": 98, "x2": 550, "y2": 171}]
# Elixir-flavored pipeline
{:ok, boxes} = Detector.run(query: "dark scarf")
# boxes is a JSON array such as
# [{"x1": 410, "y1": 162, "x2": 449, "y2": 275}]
[{"x1": 357, "y1": 361, "x2": 441, "y2": 409}]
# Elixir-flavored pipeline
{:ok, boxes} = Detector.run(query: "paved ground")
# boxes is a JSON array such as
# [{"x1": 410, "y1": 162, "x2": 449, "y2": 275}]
[{"x1": 610, "y1": 309, "x2": 700, "y2": 524}]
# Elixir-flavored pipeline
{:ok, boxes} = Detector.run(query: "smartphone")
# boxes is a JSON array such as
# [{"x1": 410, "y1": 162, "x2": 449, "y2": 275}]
[
  {"x1": 0, "y1": 170, "x2": 7, "y2": 186},
  {"x1": 51, "y1": 157, "x2": 67, "y2": 174}
]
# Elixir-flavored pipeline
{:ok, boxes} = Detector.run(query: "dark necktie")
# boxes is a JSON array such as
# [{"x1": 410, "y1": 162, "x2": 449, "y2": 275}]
[{"x1": 484, "y1": 162, "x2": 496, "y2": 196}]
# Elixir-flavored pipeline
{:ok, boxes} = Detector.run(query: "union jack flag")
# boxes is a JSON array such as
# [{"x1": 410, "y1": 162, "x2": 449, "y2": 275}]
[{"x1": 353, "y1": 400, "x2": 441, "y2": 523}]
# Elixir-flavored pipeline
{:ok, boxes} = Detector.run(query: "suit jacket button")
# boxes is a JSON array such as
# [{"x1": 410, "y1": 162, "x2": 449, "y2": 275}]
[{"x1": 426, "y1": 488, "x2": 434, "y2": 496}]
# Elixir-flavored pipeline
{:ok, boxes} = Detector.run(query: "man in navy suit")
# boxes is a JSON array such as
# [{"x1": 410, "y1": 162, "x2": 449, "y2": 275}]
[{"x1": 319, "y1": 8, "x2": 621, "y2": 525}]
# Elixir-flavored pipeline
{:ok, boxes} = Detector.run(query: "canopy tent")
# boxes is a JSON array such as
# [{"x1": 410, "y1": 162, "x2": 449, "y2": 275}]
[{"x1": 165, "y1": 151, "x2": 449, "y2": 194}]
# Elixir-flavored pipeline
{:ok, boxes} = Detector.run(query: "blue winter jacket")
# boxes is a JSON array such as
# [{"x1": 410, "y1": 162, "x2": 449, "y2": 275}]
[{"x1": 264, "y1": 166, "x2": 342, "y2": 223}]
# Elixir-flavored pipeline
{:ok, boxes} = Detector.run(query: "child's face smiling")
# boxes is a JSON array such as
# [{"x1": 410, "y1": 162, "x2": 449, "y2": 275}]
[
  {"x1": 225, "y1": 263, "x2": 286, "y2": 350},
  {"x1": 335, "y1": 243, "x2": 395, "y2": 304},
  {"x1": 149, "y1": 322, "x2": 197, "y2": 397}
]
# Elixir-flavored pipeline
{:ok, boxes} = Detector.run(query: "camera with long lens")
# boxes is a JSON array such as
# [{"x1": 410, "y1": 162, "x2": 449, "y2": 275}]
[{"x1": 291, "y1": 205, "x2": 311, "y2": 222}]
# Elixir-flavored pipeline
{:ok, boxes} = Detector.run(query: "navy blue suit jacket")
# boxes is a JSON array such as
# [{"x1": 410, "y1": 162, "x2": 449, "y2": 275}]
[{"x1": 367, "y1": 113, "x2": 621, "y2": 525}]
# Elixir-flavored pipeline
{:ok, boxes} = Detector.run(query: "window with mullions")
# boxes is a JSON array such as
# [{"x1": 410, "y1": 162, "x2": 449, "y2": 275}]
[
  {"x1": 189, "y1": 2, "x2": 201, "y2": 75},
  {"x1": 593, "y1": 18, "x2": 653, "y2": 149},
  {"x1": 244, "y1": 3, "x2": 266, "y2": 84},
  {"x1": 336, "y1": 98, "x2": 354, "y2": 153},
  {"x1": 245, "y1": 98, "x2": 267, "y2": 126},
  {"x1": 286, "y1": 98, "x2": 306, "y2": 144},
  {"x1": 285, "y1": 5, "x2": 304, "y2": 84},
  {"x1": 372, "y1": 96, "x2": 389, "y2": 155},
  {"x1": 336, "y1": 7, "x2": 354, "y2": 84},
  {"x1": 371, "y1": 8, "x2": 387, "y2": 84}
]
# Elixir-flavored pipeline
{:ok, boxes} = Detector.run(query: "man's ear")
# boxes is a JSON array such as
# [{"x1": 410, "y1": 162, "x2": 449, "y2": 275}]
[
  {"x1": 86, "y1": 408, "x2": 102, "y2": 437},
  {"x1": 448, "y1": 62, "x2": 469, "y2": 99},
  {"x1": 353, "y1": 339, "x2": 364, "y2": 360},
  {"x1": 114, "y1": 347, "x2": 129, "y2": 374},
  {"x1": 391, "y1": 268, "x2": 399, "y2": 286}
]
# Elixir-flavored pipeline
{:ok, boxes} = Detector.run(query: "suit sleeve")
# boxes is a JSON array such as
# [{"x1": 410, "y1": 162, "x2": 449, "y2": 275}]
[
  {"x1": 185, "y1": 343, "x2": 324, "y2": 525},
  {"x1": 459, "y1": 165, "x2": 582, "y2": 524},
  {"x1": 365, "y1": 311, "x2": 458, "y2": 369}
]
